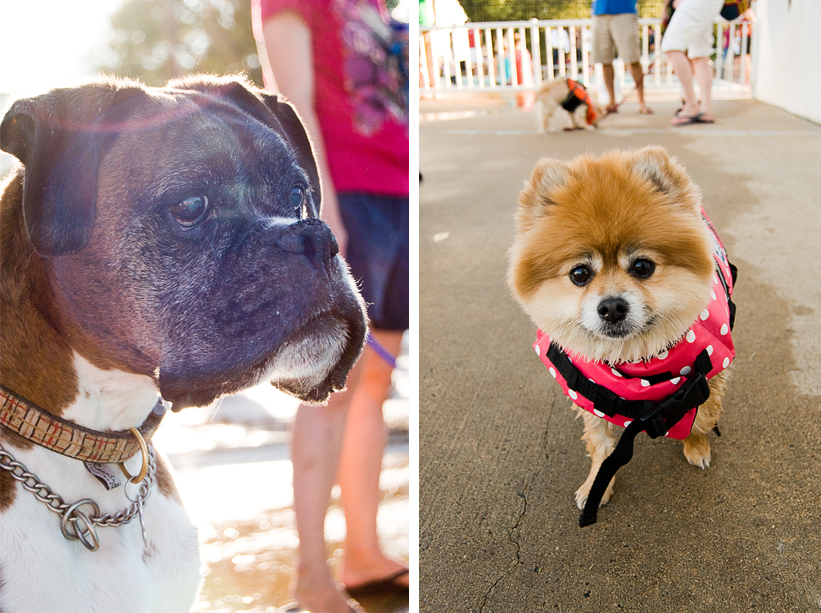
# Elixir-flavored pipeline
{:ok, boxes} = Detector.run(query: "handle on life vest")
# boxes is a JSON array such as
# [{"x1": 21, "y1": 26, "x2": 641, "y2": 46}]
[{"x1": 640, "y1": 369, "x2": 711, "y2": 439}]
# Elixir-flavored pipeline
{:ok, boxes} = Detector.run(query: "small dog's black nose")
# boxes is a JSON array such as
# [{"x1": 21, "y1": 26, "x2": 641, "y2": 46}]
[
  {"x1": 597, "y1": 298, "x2": 629, "y2": 323},
  {"x1": 276, "y1": 218, "x2": 339, "y2": 265}
]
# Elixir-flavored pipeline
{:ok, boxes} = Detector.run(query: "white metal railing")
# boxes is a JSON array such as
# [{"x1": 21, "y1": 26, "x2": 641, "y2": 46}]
[{"x1": 419, "y1": 18, "x2": 753, "y2": 98}]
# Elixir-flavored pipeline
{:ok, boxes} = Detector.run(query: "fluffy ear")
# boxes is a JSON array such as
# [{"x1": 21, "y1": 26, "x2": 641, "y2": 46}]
[
  {"x1": 515, "y1": 157, "x2": 568, "y2": 232},
  {"x1": 631, "y1": 146, "x2": 701, "y2": 210},
  {"x1": 0, "y1": 82, "x2": 142, "y2": 256}
]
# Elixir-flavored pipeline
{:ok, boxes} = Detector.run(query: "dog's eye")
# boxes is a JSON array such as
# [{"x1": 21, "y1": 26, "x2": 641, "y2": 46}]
[
  {"x1": 170, "y1": 195, "x2": 209, "y2": 229},
  {"x1": 631, "y1": 258, "x2": 655, "y2": 279},
  {"x1": 290, "y1": 186, "x2": 306, "y2": 218},
  {"x1": 569, "y1": 265, "x2": 592, "y2": 286}
]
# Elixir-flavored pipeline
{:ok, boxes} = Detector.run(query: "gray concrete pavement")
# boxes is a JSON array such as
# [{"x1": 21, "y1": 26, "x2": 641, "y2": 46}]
[{"x1": 420, "y1": 94, "x2": 821, "y2": 612}]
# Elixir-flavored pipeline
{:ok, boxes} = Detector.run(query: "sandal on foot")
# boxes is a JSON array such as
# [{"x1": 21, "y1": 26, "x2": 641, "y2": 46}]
[
  {"x1": 345, "y1": 569, "x2": 410, "y2": 599},
  {"x1": 277, "y1": 602, "x2": 361, "y2": 613},
  {"x1": 671, "y1": 112, "x2": 703, "y2": 126}
]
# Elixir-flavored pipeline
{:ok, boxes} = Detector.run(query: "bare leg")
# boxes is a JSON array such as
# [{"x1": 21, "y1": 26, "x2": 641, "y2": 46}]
[
  {"x1": 602, "y1": 62, "x2": 617, "y2": 111},
  {"x1": 692, "y1": 56, "x2": 715, "y2": 121},
  {"x1": 666, "y1": 50, "x2": 701, "y2": 122},
  {"x1": 339, "y1": 329, "x2": 409, "y2": 589},
  {"x1": 291, "y1": 365, "x2": 364, "y2": 612},
  {"x1": 629, "y1": 61, "x2": 652, "y2": 113}
]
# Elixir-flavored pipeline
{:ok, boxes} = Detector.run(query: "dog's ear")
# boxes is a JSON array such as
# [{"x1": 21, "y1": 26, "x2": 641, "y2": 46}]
[
  {"x1": 516, "y1": 157, "x2": 568, "y2": 231},
  {"x1": 257, "y1": 93, "x2": 322, "y2": 218},
  {"x1": 632, "y1": 146, "x2": 701, "y2": 211},
  {"x1": 0, "y1": 82, "x2": 143, "y2": 257}
]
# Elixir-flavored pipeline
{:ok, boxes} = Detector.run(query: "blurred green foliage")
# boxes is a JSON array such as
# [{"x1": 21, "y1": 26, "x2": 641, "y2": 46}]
[
  {"x1": 99, "y1": 0, "x2": 262, "y2": 87},
  {"x1": 459, "y1": 0, "x2": 664, "y2": 22}
]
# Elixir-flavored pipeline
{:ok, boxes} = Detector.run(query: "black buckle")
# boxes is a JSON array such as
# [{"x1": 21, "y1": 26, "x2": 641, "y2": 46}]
[{"x1": 640, "y1": 372, "x2": 711, "y2": 439}]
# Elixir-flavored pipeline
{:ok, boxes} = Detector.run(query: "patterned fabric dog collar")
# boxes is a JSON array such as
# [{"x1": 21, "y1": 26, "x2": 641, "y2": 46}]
[{"x1": 0, "y1": 385, "x2": 165, "y2": 464}]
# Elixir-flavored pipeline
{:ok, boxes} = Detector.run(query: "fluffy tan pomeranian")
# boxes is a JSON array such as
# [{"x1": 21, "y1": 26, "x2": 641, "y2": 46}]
[
  {"x1": 507, "y1": 147, "x2": 736, "y2": 522},
  {"x1": 535, "y1": 78, "x2": 603, "y2": 133}
]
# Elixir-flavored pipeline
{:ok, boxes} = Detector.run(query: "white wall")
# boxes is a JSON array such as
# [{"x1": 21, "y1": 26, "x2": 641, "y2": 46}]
[{"x1": 753, "y1": 0, "x2": 821, "y2": 125}]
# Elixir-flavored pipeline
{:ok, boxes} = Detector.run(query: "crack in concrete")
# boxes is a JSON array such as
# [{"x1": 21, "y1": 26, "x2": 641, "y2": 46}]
[{"x1": 478, "y1": 397, "x2": 555, "y2": 612}]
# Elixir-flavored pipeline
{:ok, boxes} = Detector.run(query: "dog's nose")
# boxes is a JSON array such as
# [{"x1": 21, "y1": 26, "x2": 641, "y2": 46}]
[
  {"x1": 276, "y1": 218, "x2": 339, "y2": 265},
  {"x1": 597, "y1": 298, "x2": 629, "y2": 323}
]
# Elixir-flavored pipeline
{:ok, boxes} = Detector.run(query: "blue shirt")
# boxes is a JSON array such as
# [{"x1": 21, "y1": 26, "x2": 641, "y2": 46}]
[{"x1": 592, "y1": 0, "x2": 637, "y2": 15}]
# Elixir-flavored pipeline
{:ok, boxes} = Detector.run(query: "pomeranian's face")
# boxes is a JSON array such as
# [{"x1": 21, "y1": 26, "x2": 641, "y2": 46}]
[{"x1": 508, "y1": 147, "x2": 716, "y2": 364}]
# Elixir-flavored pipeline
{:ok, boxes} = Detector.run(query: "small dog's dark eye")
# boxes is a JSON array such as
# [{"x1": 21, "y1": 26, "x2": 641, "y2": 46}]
[
  {"x1": 290, "y1": 186, "x2": 306, "y2": 217},
  {"x1": 631, "y1": 258, "x2": 655, "y2": 279},
  {"x1": 170, "y1": 195, "x2": 209, "y2": 229},
  {"x1": 570, "y1": 265, "x2": 592, "y2": 286}
]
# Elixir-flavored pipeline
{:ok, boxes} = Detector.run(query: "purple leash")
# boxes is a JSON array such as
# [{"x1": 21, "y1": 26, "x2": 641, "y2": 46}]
[{"x1": 367, "y1": 334, "x2": 399, "y2": 370}]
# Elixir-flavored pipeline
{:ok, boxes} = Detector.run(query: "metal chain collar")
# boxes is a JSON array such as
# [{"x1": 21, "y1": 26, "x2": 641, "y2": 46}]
[{"x1": 0, "y1": 441, "x2": 155, "y2": 551}]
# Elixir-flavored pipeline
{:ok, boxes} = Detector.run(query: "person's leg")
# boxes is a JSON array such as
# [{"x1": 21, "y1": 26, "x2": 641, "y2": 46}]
[
  {"x1": 602, "y1": 63, "x2": 617, "y2": 111},
  {"x1": 591, "y1": 15, "x2": 617, "y2": 112},
  {"x1": 629, "y1": 61, "x2": 652, "y2": 113},
  {"x1": 611, "y1": 14, "x2": 650, "y2": 114},
  {"x1": 338, "y1": 329, "x2": 409, "y2": 589},
  {"x1": 291, "y1": 365, "x2": 364, "y2": 612},
  {"x1": 692, "y1": 56, "x2": 715, "y2": 120},
  {"x1": 665, "y1": 50, "x2": 701, "y2": 122}
]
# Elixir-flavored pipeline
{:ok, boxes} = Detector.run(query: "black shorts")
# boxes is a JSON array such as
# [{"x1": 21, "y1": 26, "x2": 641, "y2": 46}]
[{"x1": 338, "y1": 193, "x2": 409, "y2": 331}]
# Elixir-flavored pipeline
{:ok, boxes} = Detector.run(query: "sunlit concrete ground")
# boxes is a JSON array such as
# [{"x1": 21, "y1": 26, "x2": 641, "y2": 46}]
[{"x1": 155, "y1": 335, "x2": 410, "y2": 613}]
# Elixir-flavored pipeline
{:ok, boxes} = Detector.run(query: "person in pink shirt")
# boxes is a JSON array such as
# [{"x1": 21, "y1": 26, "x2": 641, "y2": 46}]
[{"x1": 253, "y1": 0, "x2": 410, "y2": 610}]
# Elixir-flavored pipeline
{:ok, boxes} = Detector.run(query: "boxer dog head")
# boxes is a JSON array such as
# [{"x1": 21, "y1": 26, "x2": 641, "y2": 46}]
[{"x1": 0, "y1": 75, "x2": 368, "y2": 409}]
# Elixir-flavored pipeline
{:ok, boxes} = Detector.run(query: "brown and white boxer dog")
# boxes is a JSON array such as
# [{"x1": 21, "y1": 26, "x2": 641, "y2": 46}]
[{"x1": 0, "y1": 75, "x2": 367, "y2": 612}]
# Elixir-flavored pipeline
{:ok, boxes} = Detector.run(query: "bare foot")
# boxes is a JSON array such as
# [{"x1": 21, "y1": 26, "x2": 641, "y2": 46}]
[
  {"x1": 294, "y1": 566, "x2": 357, "y2": 613},
  {"x1": 639, "y1": 104, "x2": 653, "y2": 114}
]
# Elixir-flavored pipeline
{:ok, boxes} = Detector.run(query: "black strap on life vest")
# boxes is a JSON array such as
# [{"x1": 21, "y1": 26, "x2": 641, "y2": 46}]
[
  {"x1": 577, "y1": 348, "x2": 713, "y2": 527},
  {"x1": 560, "y1": 90, "x2": 583, "y2": 114}
]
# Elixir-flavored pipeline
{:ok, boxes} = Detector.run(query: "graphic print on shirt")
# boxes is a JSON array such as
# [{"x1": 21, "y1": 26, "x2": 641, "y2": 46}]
[{"x1": 335, "y1": 0, "x2": 408, "y2": 135}]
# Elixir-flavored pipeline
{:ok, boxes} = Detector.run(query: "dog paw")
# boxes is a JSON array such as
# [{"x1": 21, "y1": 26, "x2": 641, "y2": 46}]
[
  {"x1": 575, "y1": 479, "x2": 614, "y2": 510},
  {"x1": 683, "y1": 436, "x2": 712, "y2": 469}
]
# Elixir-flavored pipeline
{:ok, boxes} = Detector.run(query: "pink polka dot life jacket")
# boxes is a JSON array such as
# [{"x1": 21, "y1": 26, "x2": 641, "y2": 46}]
[{"x1": 533, "y1": 211, "x2": 736, "y2": 441}]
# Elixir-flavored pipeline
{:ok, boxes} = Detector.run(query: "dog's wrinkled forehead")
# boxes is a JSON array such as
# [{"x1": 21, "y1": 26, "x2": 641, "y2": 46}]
[{"x1": 117, "y1": 94, "x2": 310, "y2": 217}]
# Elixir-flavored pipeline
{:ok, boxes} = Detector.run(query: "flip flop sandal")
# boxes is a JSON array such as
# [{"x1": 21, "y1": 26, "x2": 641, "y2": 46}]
[
  {"x1": 671, "y1": 112, "x2": 703, "y2": 126},
  {"x1": 277, "y1": 602, "x2": 362, "y2": 613},
  {"x1": 345, "y1": 569, "x2": 410, "y2": 599},
  {"x1": 696, "y1": 116, "x2": 715, "y2": 124}
]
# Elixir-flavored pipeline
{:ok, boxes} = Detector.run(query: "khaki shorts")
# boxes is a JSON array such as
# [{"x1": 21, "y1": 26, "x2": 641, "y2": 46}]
[
  {"x1": 591, "y1": 13, "x2": 641, "y2": 65},
  {"x1": 660, "y1": 0, "x2": 723, "y2": 59}
]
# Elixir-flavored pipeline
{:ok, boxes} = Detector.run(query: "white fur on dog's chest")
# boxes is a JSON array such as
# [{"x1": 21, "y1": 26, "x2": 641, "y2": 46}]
[
  {"x1": 0, "y1": 456, "x2": 200, "y2": 612},
  {"x1": 0, "y1": 355, "x2": 200, "y2": 612}
]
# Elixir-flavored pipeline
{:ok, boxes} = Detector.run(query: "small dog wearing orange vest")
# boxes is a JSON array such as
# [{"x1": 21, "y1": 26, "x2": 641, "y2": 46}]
[{"x1": 535, "y1": 78, "x2": 603, "y2": 133}]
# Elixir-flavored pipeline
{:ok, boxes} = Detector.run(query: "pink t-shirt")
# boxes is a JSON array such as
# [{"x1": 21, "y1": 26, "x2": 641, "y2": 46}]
[{"x1": 253, "y1": 0, "x2": 409, "y2": 197}]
